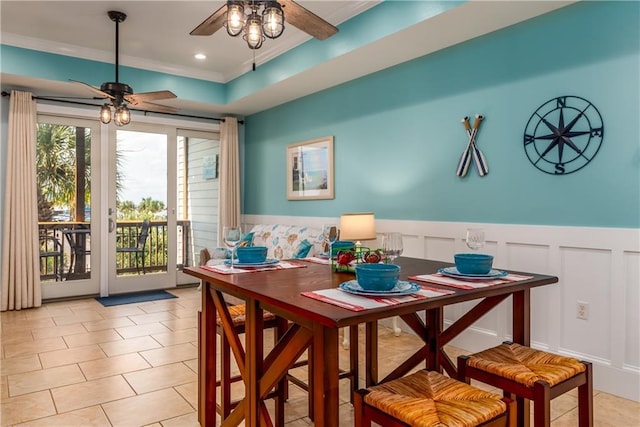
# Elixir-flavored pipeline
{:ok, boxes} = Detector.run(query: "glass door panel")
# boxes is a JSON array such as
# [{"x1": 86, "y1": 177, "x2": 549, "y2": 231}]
[
  {"x1": 37, "y1": 115, "x2": 101, "y2": 299},
  {"x1": 108, "y1": 126, "x2": 174, "y2": 294}
]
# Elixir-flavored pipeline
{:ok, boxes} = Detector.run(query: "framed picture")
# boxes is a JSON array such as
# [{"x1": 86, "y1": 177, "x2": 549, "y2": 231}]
[
  {"x1": 202, "y1": 154, "x2": 218, "y2": 180},
  {"x1": 287, "y1": 136, "x2": 334, "y2": 200}
]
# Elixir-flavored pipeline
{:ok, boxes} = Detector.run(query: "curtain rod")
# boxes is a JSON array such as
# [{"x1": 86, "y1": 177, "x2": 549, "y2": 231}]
[{"x1": 0, "y1": 91, "x2": 244, "y2": 124}]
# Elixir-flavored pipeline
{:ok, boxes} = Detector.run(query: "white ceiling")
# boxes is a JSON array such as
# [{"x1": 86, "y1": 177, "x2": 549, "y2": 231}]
[{"x1": 0, "y1": 1, "x2": 575, "y2": 116}]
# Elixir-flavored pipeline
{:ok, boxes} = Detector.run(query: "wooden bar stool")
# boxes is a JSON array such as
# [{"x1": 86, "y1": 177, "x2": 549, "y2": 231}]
[
  {"x1": 216, "y1": 304, "x2": 360, "y2": 422},
  {"x1": 215, "y1": 304, "x2": 285, "y2": 421},
  {"x1": 354, "y1": 369, "x2": 514, "y2": 426},
  {"x1": 458, "y1": 342, "x2": 593, "y2": 427},
  {"x1": 285, "y1": 324, "x2": 359, "y2": 419}
]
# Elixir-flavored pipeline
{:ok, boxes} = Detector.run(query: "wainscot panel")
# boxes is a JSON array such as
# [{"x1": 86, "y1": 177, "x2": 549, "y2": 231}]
[{"x1": 243, "y1": 214, "x2": 640, "y2": 402}]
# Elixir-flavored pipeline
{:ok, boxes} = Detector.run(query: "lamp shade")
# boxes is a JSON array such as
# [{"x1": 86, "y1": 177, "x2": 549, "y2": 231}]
[{"x1": 340, "y1": 212, "x2": 376, "y2": 241}]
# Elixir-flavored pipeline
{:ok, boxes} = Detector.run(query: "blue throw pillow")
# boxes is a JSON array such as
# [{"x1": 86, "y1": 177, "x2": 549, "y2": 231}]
[
  {"x1": 293, "y1": 239, "x2": 313, "y2": 258},
  {"x1": 237, "y1": 232, "x2": 255, "y2": 248}
]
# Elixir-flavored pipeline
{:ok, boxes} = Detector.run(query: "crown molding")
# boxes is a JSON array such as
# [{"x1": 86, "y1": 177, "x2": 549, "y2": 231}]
[{"x1": 2, "y1": 32, "x2": 226, "y2": 83}]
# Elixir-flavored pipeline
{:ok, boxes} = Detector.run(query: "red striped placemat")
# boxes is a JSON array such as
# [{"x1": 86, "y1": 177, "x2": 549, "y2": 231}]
[
  {"x1": 202, "y1": 261, "x2": 306, "y2": 275},
  {"x1": 409, "y1": 273, "x2": 532, "y2": 290},
  {"x1": 301, "y1": 285, "x2": 454, "y2": 312},
  {"x1": 302, "y1": 257, "x2": 331, "y2": 265}
]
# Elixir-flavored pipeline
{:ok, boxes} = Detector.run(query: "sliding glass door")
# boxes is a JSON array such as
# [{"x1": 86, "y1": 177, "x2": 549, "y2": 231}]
[{"x1": 36, "y1": 107, "x2": 220, "y2": 298}]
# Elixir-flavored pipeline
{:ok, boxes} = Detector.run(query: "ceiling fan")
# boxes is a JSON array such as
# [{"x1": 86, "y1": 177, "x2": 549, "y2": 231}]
[
  {"x1": 190, "y1": 0, "x2": 339, "y2": 46},
  {"x1": 72, "y1": 10, "x2": 178, "y2": 125}
]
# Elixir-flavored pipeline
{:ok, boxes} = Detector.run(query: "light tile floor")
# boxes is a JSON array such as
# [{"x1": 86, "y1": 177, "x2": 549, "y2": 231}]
[{"x1": 1, "y1": 287, "x2": 639, "y2": 426}]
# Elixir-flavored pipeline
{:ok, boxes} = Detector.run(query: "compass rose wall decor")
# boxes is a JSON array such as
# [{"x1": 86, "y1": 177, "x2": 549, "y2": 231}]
[{"x1": 523, "y1": 96, "x2": 604, "y2": 175}]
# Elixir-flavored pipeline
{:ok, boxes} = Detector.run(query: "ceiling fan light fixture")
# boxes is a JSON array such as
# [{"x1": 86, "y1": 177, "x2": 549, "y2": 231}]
[
  {"x1": 244, "y1": 12, "x2": 264, "y2": 49},
  {"x1": 225, "y1": 1, "x2": 245, "y2": 37},
  {"x1": 262, "y1": 2, "x2": 284, "y2": 39},
  {"x1": 114, "y1": 104, "x2": 131, "y2": 127},
  {"x1": 100, "y1": 104, "x2": 112, "y2": 124},
  {"x1": 190, "y1": 0, "x2": 339, "y2": 53}
]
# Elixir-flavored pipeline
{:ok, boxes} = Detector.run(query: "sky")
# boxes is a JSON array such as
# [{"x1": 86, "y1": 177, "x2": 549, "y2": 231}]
[{"x1": 117, "y1": 130, "x2": 167, "y2": 205}]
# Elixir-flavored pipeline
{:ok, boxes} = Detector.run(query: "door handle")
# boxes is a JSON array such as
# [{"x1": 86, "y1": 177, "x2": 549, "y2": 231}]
[{"x1": 109, "y1": 218, "x2": 115, "y2": 233}]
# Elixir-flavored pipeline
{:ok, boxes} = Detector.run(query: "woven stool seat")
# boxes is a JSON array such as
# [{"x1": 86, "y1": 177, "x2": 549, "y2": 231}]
[
  {"x1": 355, "y1": 370, "x2": 512, "y2": 427},
  {"x1": 465, "y1": 343, "x2": 586, "y2": 388},
  {"x1": 458, "y1": 342, "x2": 593, "y2": 427},
  {"x1": 216, "y1": 304, "x2": 275, "y2": 326}
]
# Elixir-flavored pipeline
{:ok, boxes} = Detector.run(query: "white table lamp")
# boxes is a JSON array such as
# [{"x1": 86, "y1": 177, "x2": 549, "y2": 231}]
[{"x1": 339, "y1": 212, "x2": 376, "y2": 247}]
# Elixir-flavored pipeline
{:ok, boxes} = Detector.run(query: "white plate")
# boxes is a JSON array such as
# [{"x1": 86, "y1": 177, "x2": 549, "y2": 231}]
[
  {"x1": 339, "y1": 280, "x2": 420, "y2": 296},
  {"x1": 438, "y1": 267, "x2": 507, "y2": 279},
  {"x1": 224, "y1": 258, "x2": 279, "y2": 268}
]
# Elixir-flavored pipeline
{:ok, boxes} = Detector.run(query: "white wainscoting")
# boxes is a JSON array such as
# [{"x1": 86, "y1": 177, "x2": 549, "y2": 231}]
[{"x1": 242, "y1": 214, "x2": 640, "y2": 402}]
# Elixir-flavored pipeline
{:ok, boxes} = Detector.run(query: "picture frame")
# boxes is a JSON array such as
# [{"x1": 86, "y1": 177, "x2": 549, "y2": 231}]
[
  {"x1": 286, "y1": 136, "x2": 334, "y2": 200},
  {"x1": 202, "y1": 154, "x2": 218, "y2": 180}
]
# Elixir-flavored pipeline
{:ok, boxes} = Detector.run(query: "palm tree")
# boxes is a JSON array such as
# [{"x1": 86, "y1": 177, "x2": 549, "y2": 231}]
[
  {"x1": 138, "y1": 197, "x2": 165, "y2": 215},
  {"x1": 36, "y1": 123, "x2": 91, "y2": 220},
  {"x1": 37, "y1": 188, "x2": 54, "y2": 221}
]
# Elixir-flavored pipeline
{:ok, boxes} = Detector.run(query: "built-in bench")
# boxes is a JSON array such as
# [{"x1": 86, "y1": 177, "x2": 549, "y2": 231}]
[{"x1": 248, "y1": 223, "x2": 326, "y2": 260}]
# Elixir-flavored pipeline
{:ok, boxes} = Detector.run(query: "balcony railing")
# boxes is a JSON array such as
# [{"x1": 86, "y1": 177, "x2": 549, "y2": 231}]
[{"x1": 38, "y1": 220, "x2": 191, "y2": 281}]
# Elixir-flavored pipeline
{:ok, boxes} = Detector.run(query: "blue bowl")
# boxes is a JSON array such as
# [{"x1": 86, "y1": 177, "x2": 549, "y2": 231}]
[
  {"x1": 355, "y1": 263, "x2": 400, "y2": 291},
  {"x1": 454, "y1": 253, "x2": 493, "y2": 275},
  {"x1": 236, "y1": 246, "x2": 267, "y2": 264}
]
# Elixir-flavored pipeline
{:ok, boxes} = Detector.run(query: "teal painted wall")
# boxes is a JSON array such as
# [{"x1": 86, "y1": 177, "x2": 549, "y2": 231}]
[
  {"x1": 227, "y1": 1, "x2": 462, "y2": 103},
  {"x1": 0, "y1": 45, "x2": 227, "y2": 106},
  {"x1": 243, "y1": 1, "x2": 640, "y2": 228}
]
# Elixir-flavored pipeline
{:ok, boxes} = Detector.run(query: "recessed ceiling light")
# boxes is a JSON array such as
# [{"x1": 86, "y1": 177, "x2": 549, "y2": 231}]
[{"x1": 194, "y1": 53, "x2": 207, "y2": 60}]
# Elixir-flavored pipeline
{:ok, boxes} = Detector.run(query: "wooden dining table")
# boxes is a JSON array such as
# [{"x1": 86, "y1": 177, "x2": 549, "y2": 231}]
[{"x1": 185, "y1": 257, "x2": 558, "y2": 427}]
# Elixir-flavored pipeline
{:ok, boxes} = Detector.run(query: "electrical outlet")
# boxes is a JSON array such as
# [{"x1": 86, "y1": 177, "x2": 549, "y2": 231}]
[{"x1": 577, "y1": 301, "x2": 589, "y2": 320}]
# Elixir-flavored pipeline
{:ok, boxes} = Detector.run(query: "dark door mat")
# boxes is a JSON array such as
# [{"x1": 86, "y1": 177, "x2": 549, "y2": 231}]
[{"x1": 95, "y1": 290, "x2": 177, "y2": 307}]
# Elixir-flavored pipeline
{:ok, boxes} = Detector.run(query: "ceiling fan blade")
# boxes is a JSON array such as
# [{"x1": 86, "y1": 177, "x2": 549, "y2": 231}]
[
  {"x1": 128, "y1": 101, "x2": 179, "y2": 113},
  {"x1": 70, "y1": 80, "x2": 114, "y2": 99},
  {"x1": 190, "y1": 4, "x2": 227, "y2": 36},
  {"x1": 279, "y1": 0, "x2": 338, "y2": 40},
  {"x1": 125, "y1": 90, "x2": 177, "y2": 105}
]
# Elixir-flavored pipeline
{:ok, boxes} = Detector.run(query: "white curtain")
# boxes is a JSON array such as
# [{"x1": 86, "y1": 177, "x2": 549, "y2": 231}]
[
  {"x1": 218, "y1": 117, "x2": 241, "y2": 244},
  {"x1": 1, "y1": 91, "x2": 41, "y2": 311}
]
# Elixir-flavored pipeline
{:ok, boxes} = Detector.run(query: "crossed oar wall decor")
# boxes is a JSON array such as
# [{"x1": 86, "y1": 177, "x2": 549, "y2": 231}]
[{"x1": 456, "y1": 114, "x2": 488, "y2": 177}]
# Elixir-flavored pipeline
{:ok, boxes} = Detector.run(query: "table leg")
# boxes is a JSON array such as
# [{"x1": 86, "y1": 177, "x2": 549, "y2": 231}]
[
  {"x1": 197, "y1": 310, "x2": 202, "y2": 424},
  {"x1": 365, "y1": 321, "x2": 378, "y2": 386},
  {"x1": 245, "y1": 299, "x2": 264, "y2": 427},
  {"x1": 200, "y1": 283, "x2": 217, "y2": 427},
  {"x1": 512, "y1": 290, "x2": 530, "y2": 345},
  {"x1": 513, "y1": 289, "x2": 531, "y2": 427},
  {"x1": 312, "y1": 324, "x2": 339, "y2": 426},
  {"x1": 425, "y1": 308, "x2": 443, "y2": 372}
]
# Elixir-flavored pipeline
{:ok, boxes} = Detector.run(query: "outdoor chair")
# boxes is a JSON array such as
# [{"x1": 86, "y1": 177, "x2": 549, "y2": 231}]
[
  {"x1": 39, "y1": 233, "x2": 63, "y2": 281},
  {"x1": 63, "y1": 227, "x2": 91, "y2": 280},
  {"x1": 117, "y1": 219, "x2": 150, "y2": 274}
]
